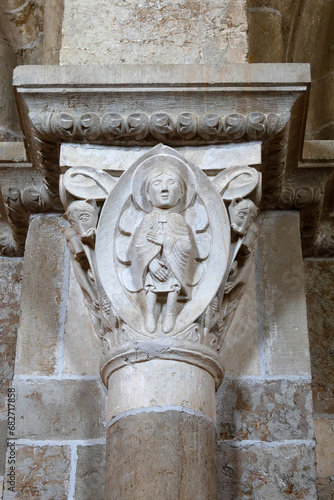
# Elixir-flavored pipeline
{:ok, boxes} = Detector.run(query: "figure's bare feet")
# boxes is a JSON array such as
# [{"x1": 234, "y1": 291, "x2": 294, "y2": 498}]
[
  {"x1": 162, "y1": 313, "x2": 175, "y2": 333},
  {"x1": 146, "y1": 313, "x2": 157, "y2": 333}
]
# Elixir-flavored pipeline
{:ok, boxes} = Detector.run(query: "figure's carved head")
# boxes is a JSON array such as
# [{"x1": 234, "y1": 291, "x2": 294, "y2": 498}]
[
  {"x1": 66, "y1": 200, "x2": 98, "y2": 241},
  {"x1": 145, "y1": 165, "x2": 185, "y2": 210},
  {"x1": 229, "y1": 198, "x2": 259, "y2": 236}
]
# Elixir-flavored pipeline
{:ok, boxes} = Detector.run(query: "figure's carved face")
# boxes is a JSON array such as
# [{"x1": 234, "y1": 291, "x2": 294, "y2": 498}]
[
  {"x1": 147, "y1": 171, "x2": 182, "y2": 209},
  {"x1": 67, "y1": 202, "x2": 98, "y2": 236},
  {"x1": 229, "y1": 199, "x2": 258, "y2": 236}
]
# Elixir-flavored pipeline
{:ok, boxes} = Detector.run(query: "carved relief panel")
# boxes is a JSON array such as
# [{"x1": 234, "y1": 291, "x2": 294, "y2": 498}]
[{"x1": 60, "y1": 144, "x2": 261, "y2": 367}]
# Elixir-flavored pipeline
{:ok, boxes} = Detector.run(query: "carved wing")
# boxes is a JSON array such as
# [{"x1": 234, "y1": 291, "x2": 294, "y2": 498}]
[
  {"x1": 212, "y1": 165, "x2": 261, "y2": 204},
  {"x1": 60, "y1": 166, "x2": 117, "y2": 209}
]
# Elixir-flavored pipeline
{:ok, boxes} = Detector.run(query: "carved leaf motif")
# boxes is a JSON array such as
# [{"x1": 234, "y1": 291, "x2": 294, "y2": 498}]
[
  {"x1": 246, "y1": 112, "x2": 266, "y2": 140},
  {"x1": 50, "y1": 112, "x2": 75, "y2": 140},
  {"x1": 29, "y1": 112, "x2": 54, "y2": 140},
  {"x1": 21, "y1": 187, "x2": 40, "y2": 211},
  {"x1": 199, "y1": 113, "x2": 222, "y2": 140},
  {"x1": 101, "y1": 113, "x2": 125, "y2": 140},
  {"x1": 224, "y1": 113, "x2": 246, "y2": 140},
  {"x1": 150, "y1": 113, "x2": 175, "y2": 140},
  {"x1": 176, "y1": 113, "x2": 198, "y2": 140},
  {"x1": 78, "y1": 113, "x2": 101, "y2": 141},
  {"x1": 266, "y1": 113, "x2": 279, "y2": 137},
  {"x1": 126, "y1": 113, "x2": 149, "y2": 140}
]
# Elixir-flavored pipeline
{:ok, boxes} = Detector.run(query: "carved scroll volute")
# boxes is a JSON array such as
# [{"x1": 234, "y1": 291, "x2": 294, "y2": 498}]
[{"x1": 60, "y1": 144, "x2": 261, "y2": 387}]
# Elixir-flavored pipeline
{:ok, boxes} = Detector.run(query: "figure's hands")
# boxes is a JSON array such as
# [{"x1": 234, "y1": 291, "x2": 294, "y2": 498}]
[
  {"x1": 224, "y1": 281, "x2": 234, "y2": 294},
  {"x1": 149, "y1": 259, "x2": 168, "y2": 281},
  {"x1": 147, "y1": 230, "x2": 163, "y2": 246}
]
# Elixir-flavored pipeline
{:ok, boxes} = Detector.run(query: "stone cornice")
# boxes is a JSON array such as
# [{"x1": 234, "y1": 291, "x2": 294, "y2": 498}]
[{"x1": 3, "y1": 63, "x2": 325, "y2": 256}]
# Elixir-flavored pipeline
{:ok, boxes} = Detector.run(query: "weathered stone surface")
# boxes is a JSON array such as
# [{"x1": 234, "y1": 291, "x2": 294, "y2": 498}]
[
  {"x1": 0, "y1": 258, "x2": 22, "y2": 413},
  {"x1": 248, "y1": 10, "x2": 283, "y2": 63},
  {"x1": 314, "y1": 418, "x2": 334, "y2": 479},
  {"x1": 216, "y1": 378, "x2": 314, "y2": 442},
  {"x1": 15, "y1": 380, "x2": 106, "y2": 440},
  {"x1": 75, "y1": 445, "x2": 106, "y2": 500},
  {"x1": 217, "y1": 441, "x2": 317, "y2": 499},
  {"x1": 107, "y1": 411, "x2": 217, "y2": 499},
  {"x1": 0, "y1": 419, "x2": 7, "y2": 477},
  {"x1": 221, "y1": 264, "x2": 260, "y2": 377},
  {"x1": 63, "y1": 265, "x2": 102, "y2": 376},
  {"x1": 15, "y1": 216, "x2": 69, "y2": 376},
  {"x1": 256, "y1": 211, "x2": 311, "y2": 376},
  {"x1": 304, "y1": 259, "x2": 334, "y2": 414},
  {"x1": 61, "y1": 0, "x2": 248, "y2": 65},
  {"x1": 316, "y1": 477, "x2": 334, "y2": 500},
  {"x1": 3, "y1": 445, "x2": 71, "y2": 499}
]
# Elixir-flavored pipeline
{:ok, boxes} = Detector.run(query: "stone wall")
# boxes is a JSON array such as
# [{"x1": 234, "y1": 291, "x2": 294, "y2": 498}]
[
  {"x1": 0, "y1": 258, "x2": 22, "y2": 498},
  {"x1": 217, "y1": 211, "x2": 317, "y2": 499},
  {"x1": 305, "y1": 259, "x2": 334, "y2": 500},
  {"x1": 2, "y1": 216, "x2": 106, "y2": 499},
  {"x1": 60, "y1": 0, "x2": 248, "y2": 65}
]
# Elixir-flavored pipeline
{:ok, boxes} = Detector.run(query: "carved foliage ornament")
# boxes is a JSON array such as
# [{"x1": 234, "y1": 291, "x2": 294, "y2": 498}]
[
  {"x1": 31, "y1": 111, "x2": 289, "y2": 144},
  {"x1": 60, "y1": 144, "x2": 261, "y2": 355}
]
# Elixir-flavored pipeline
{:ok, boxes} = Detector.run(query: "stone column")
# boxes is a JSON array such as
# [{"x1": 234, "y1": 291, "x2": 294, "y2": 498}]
[
  {"x1": 103, "y1": 344, "x2": 222, "y2": 499},
  {"x1": 58, "y1": 142, "x2": 262, "y2": 500}
]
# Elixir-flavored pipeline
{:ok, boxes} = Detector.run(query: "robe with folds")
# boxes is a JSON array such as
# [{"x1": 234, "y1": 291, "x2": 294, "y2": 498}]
[{"x1": 122, "y1": 210, "x2": 193, "y2": 296}]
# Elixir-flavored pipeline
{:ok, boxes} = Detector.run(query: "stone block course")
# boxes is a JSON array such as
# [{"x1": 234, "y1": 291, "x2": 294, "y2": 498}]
[
  {"x1": 216, "y1": 378, "x2": 314, "y2": 442},
  {"x1": 63, "y1": 265, "x2": 102, "y2": 376},
  {"x1": 15, "y1": 380, "x2": 106, "y2": 440},
  {"x1": 217, "y1": 441, "x2": 317, "y2": 499},
  {"x1": 256, "y1": 212, "x2": 311, "y2": 376},
  {"x1": 3, "y1": 445, "x2": 71, "y2": 499},
  {"x1": 61, "y1": 0, "x2": 248, "y2": 65},
  {"x1": 221, "y1": 264, "x2": 260, "y2": 377},
  {"x1": 15, "y1": 215, "x2": 70, "y2": 376},
  {"x1": 314, "y1": 418, "x2": 334, "y2": 479},
  {"x1": 0, "y1": 419, "x2": 7, "y2": 477},
  {"x1": 75, "y1": 444, "x2": 106, "y2": 500},
  {"x1": 316, "y1": 477, "x2": 334, "y2": 500},
  {"x1": 0, "y1": 258, "x2": 23, "y2": 413},
  {"x1": 304, "y1": 259, "x2": 334, "y2": 414}
]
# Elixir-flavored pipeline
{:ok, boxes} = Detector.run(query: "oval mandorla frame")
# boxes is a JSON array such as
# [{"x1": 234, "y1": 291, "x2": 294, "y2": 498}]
[{"x1": 96, "y1": 144, "x2": 231, "y2": 337}]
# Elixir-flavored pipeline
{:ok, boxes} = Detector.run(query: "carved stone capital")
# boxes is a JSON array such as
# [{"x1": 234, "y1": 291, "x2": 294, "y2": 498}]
[{"x1": 59, "y1": 143, "x2": 262, "y2": 388}]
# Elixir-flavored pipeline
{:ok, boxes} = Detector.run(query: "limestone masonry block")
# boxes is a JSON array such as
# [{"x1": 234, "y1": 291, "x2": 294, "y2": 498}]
[
  {"x1": 3, "y1": 445, "x2": 71, "y2": 499},
  {"x1": 60, "y1": 0, "x2": 248, "y2": 65},
  {"x1": 314, "y1": 418, "x2": 334, "y2": 479},
  {"x1": 0, "y1": 419, "x2": 7, "y2": 477},
  {"x1": 216, "y1": 379, "x2": 314, "y2": 442},
  {"x1": 256, "y1": 211, "x2": 311, "y2": 376},
  {"x1": 75, "y1": 445, "x2": 106, "y2": 500},
  {"x1": 0, "y1": 258, "x2": 22, "y2": 413},
  {"x1": 305, "y1": 259, "x2": 334, "y2": 415},
  {"x1": 220, "y1": 263, "x2": 260, "y2": 377},
  {"x1": 217, "y1": 442, "x2": 317, "y2": 499},
  {"x1": 63, "y1": 265, "x2": 102, "y2": 376},
  {"x1": 15, "y1": 215, "x2": 69, "y2": 376},
  {"x1": 15, "y1": 380, "x2": 106, "y2": 440}
]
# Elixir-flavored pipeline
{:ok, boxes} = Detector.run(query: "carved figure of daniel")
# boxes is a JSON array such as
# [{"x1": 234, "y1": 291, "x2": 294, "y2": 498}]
[{"x1": 131, "y1": 165, "x2": 193, "y2": 334}]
